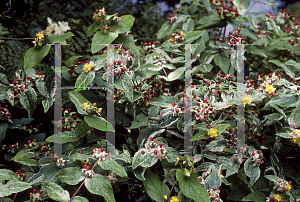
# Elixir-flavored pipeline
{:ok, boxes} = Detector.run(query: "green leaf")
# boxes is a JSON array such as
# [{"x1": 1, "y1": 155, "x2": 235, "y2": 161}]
[
  {"x1": 68, "y1": 91, "x2": 88, "y2": 115},
  {"x1": 275, "y1": 127, "x2": 293, "y2": 139},
  {"x1": 42, "y1": 98, "x2": 54, "y2": 113},
  {"x1": 240, "y1": 28, "x2": 257, "y2": 40},
  {"x1": 98, "y1": 159, "x2": 127, "y2": 177},
  {"x1": 253, "y1": 38, "x2": 269, "y2": 46},
  {"x1": 242, "y1": 192, "x2": 266, "y2": 201},
  {"x1": 167, "y1": 67, "x2": 185, "y2": 81},
  {"x1": 41, "y1": 181, "x2": 70, "y2": 202},
  {"x1": 115, "y1": 15, "x2": 135, "y2": 34},
  {"x1": 91, "y1": 31, "x2": 118, "y2": 54},
  {"x1": 214, "y1": 53, "x2": 230, "y2": 74},
  {"x1": 48, "y1": 32, "x2": 74, "y2": 44},
  {"x1": 0, "y1": 180, "x2": 32, "y2": 197},
  {"x1": 132, "y1": 149, "x2": 158, "y2": 170},
  {"x1": 269, "y1": 60, "x2": 295, "y2": 78},
  {"x1": 0, "y1": 122, "x2": 8, "y2": 142},
  {"x1": 244, "y1": 158, "x2": 260, "y2": 187},
  {"x1": 157, "y1": 21, "x2": 177, "y2": 40},
  {"x1": 196, "y1": 64, "x2": 213, "y2": 72},
  {"x1": 130, "y1": 113, "x2": 148, "y2": 129},
  {"x1": 191, "y1": 129, "x2": 209, "y2": 141},
  {"x1": 75, "y1": 71, "x2": 95, "y2": 88},
  {"x1": 183, "y1": 31, "x2": 203, "y2": 43},
  {"x1": 56, "y1": 167, "x2": 85, "y2": 185},
  {"x1": 87, "y1": 23, "x2": 102, "y2": 38},
  {"x1": 72, "y1": 196, "x2": 89, "y2": 202},
  {"x1": 0, "y1": 169, "x2": 19, "y2": 181},
  {"x1": 232, "y1": 0, "x2": 250, "y2": 15},
  {"x1": 204, "y1": 165, "x2": 222, "y2": 190},
  {"x1": 216, "y1": 124, "x2": 230, "y2": 135},
  {"x1": 115, "y1": 73, "x2": 134, "y2": 102},
  {"x1": 85, "y1": 174, "x2": 115, "y2": 202},
  {"x1": 264, "y1": 113, "x2": 283, "y2": 121},
  {"x1": 84, "y1": 115, "x2": 115, "y2": 132},
  {"x1": 36, "y1": 80, "x2": 49, "y2": 97},
  {"x1": 133, "y1": 166, "x2": 147, "y2": 181},
  {"x1": 75, "y1": 121, "x2": 91, "y2": 138},
  {"x1": 176, "y1": 169, "x2": 210, "y2": 202},
  {"x1": 142, "y1": 169, "x2": 170, "y2": 202},
  {"x1": 285, "y1": 60, "x2": 300, "y2": 70},
  {"x1": 24, "y1": 46, "x2": 51, "y2": 70},
  {"x1": 247, "y1": 14, "x2": 258, "y2": 31},
  {"x1": 66, "y1": 56, "x2": 82, "y2": 67},
  {"x1": 19, "y1": 93, "x2": 32, "y2": 118},
  {"x1": 266, "y1": 21, "x2": 281, "y2": 36},
  {"x1": 182, "y1": 18, "x2": 195, "y2": 31},
  {"x1": 45, "y1": 131, "x2": 80, "y2": 143}
]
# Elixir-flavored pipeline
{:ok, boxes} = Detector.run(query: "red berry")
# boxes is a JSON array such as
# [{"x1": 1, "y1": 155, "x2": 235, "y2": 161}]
[
  {"x1": 141, "y1": 150, "x2": 145, "y2": 154},
  {"x1": 99, "y1": 51, "x2": 103, "y2": 55},
  {"x1": 52, "y1": 158, "x2": 57, "y2": 163},
  {"x1": 91, "y1": 128, "x2": 95, "y2": 132}
]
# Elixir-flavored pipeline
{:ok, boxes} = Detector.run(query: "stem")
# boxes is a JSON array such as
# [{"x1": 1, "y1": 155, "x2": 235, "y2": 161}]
[
  {"x1": 12, "y1": 193, "x2": 17, "y2": 202},
  {"x1": 50, "y1": 49, "x2": 70, "y2": 69},
  {"x1": 2, "y1": 197, "x2": 8, "y2": 202},
  {"x1": 33, "y1": 149, "x2": 41, "y2": 170},
  {"x1": 36, "y1": 91, "x2": 51, "y2": 99},
  {"x1": 69, "y1": 179, "x2": 85, "y2": 202},
  {"x1": 0, "y1": 0, "x2": 17, "y2": 16},
  {"x1": 244, "y1": 0, "x2": 261, "y2": 16},
  {"x1": 0, "y1": 37, "x2": 34, "y2": 40},
  {"x1": 166, "y1": 179, "x2": 178, "y2": 201},
  {"x1": 69, "y1": 163, "x2": 98, "y2": 202}
]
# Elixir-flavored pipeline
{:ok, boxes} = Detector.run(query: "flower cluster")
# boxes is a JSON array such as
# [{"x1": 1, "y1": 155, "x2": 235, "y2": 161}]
[
  {"x1": 105, "y1": 169, "x2": 118, "y2": 183},
  {"x1": 142, "y1": 41, "x2": 157, "y2": 52},
  {"x1": 15, "y1": 169, "x2": 25, "y2": 181},
  {"x1": 29, "y1": 189, "x2": 43, "y2": 202},
  {"x1": 227, "y1": 27, "x2": 245, "y2": 48},
  {"x1": 141, "y1": 137, "x2": 167, "y2": 160},
  {"x1": 113, "y1": 60, "x2": 132, "y2": 76},
  {"x1": 213, "y1": 0, "x2": 240, "y2": 19},
  {"x1": 35, "y1": 71, "x2": 45, "y2": 81},
  {"x1": 194, "y1": 98, "x2": 213, "y2": 121},
  {"x1": 32, "y1": 31, "x2": 48, "y2": 48},
  {"x1": 167, "y1": 14, "x2": 177, "y2": 24},
  {"x1": 256, "y1": 31, "x2": 268, "y2": 39},
  {"x1": 266, "y1": 193, "x2": 283, "y2": 202},
  {"x1": 199, "y1": 166, "x2": 214, "y2": 186},
  {"x1": 9, "y1": 75, "x2": 30, "y2": 100},
  {"x1": 289, "y1": 129, "x2": 300, "y2": 146},
  {"x1": 114, "y1": 45, "x2": 135, "y2": 61},
  {"x1": 257, "y1": 73, "x2": 280, "y2": 96},
  {"x1": 93, "y1": 8, "x2": 106, "y2": 22},
  {"x1": 20, "y1": 123, "x2": 40, "y2": 134},
  {"x1": 265, "y1": 12, "x2": 276, "y2": 22},
  {"x1": 82, "y1": 61, "x2": 95, "y2": 73},
  {"x1": 46, "y1": 17, "x2": 71, "y2": 36},
  {"x1": 61, "y1": 108, "x2": 82, "y2": 132},
  {"x1": 7, "y1": 143, "x2": 19, "y2": 153},
  {"x1": 0, "y1": 104, "x2": 12, "y2": 123},
  {"x1": 274, "y1": 178, "x2": 292, "y2": 192},
  {"x1": 92, "y1": 147, "x2": 108, "y2": 161},
  {"x1": 81, "y1": 102, "x2": 102, "y2": 116},
  {"x1": 82, "y1": 164, "x2": 95, "y2": 178},
  {"x1": 152, "y1": 52, "x2": 167, "y2": 67},
  {"x1": 52, "y1": 157, "x2": 66, "y2": 167},
  {"x1": 224, "y1": 129, "x2": 238, "y2": 150},
  {"x1": 207, "y1": 128, "x2": 218, "y2": 138},
  {"x1": 168, "y1": 31, "x2": 186, "y2": 44},
  {"x1": 208, "y1": 187, "x2": 221, "y2": 202},
  {"x1": 249, "y1": 149, "x2": 264, "y2": 166}
]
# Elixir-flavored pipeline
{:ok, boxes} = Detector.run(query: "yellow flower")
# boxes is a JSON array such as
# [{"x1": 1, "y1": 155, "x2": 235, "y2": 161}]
[
  {"x1": 273, "y1": 193, "x2": 281, "y2": 201},
  {"x1": 82, "y1": 102, "x2": 91, "y2": 110},
  {"x1": 32, "y1": 40, "x2": 37, "y2": 48},
  {"x1": 35, "y1": 32, "x2": 44, "y2": 40},
  {"x1": 170, "y1": 196, "x2": 180, "y2": 202},
  {"x1": 285, "y1": 184, "x2": 292, "y2": 191},
  {"x1": 208, "y1": 128, "x2": 218, "y2": 138},
  {"x1": 83, "y1": 63, "x2": 92, "y2": 73},
  {"x1": 265, "y1": 84, "x2": 276, "y2": 94},
  {"x1": 244, "y1": 95, "x2": 251, "y2": 104}
]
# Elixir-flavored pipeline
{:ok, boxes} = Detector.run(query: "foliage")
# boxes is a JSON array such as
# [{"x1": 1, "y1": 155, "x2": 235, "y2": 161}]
[{"x1": 1, "y1": 0, "x2": 300, "y2": 202}]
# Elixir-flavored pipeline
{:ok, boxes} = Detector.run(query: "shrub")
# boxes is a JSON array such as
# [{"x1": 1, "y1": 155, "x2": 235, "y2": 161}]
[{"x1": 1, "y1": 0, "x2": 300, "y2": 201}]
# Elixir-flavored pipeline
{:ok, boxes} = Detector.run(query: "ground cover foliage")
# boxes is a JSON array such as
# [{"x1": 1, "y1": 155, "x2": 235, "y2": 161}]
[{"x1": 1, "y1": 0, "x2": 300, "y2": 201}]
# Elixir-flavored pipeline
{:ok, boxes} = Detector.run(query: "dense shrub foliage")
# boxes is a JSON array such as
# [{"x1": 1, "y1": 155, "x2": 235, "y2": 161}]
[{"x1": 1, "y1": 0, "x2": 300, "y2": 201}]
